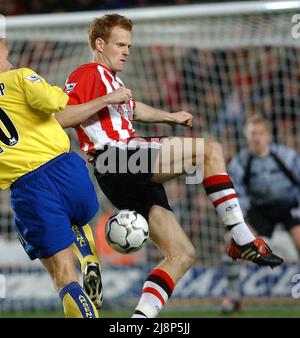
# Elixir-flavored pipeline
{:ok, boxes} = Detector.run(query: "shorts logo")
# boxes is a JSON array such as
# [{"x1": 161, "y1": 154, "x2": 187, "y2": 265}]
[
  {"x1": 226, "y1": 203, "x2": 238, "y2": 211},
  {"x1": 25, "y1": 74, "x2": 41, "y2": 83},
  {"x1": 65, "y1": 82, "x2": 76, "y2": 93}
]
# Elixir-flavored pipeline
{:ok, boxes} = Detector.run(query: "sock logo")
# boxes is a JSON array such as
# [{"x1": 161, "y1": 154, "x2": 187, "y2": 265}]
[
  {"x1": 72, "y1": 225, "x2": 86, "y2": 247},
  {"x1": 78, "y1": 295, "x2": 93, "y2": 318},
  {"x1": 226, "y1": 203, "x2": 237, "y2": 212}
]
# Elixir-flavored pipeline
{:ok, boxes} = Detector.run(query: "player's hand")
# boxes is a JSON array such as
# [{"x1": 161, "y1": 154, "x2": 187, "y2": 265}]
[
  {"x1": 107, "y1": 87, "x2": 132, "y2": 104},
  {"x1": 172, "y1": 111, "x2": 193, "y2": 127}
]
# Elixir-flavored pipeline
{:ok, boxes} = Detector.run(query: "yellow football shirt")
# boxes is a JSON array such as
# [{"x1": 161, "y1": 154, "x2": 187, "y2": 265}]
[{"x1": 0, "y1": 68, "x2": 70, "y2": 189}]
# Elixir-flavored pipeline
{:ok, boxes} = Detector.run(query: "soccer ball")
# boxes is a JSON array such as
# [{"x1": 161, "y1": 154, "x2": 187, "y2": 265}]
[{"x1": 105, "y1": 210, "x2": 149, "y2": 254}]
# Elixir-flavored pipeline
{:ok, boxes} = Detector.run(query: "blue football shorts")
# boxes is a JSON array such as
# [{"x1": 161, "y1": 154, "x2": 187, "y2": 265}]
[{"x1": 10, "y1": 152, "x2": 99, "y2": 260}]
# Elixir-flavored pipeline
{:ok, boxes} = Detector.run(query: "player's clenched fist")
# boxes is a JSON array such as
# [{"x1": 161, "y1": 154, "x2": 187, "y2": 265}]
[
  {"x1": 107, "y1": 87, "x2": 132, "y2": 104},
  {"x1": 172, "y1": 111, "x2": 193, "y2": 127}
]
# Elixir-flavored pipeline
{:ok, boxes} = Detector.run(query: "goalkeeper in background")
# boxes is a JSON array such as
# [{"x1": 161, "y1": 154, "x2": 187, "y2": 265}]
[
  {"x1": 56, "y1": 14, "x2": 283, "y2": 318},
  {"x1": 221, "y1": 114, "x2": 300, "y2": 314},
  {"x1": 0, "y1": 39, "x2": 117, "y2": 317}
]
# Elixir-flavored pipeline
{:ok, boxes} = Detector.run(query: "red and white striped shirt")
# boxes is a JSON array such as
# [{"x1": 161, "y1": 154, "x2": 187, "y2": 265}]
[{"x1": 65, "y1": 62, "x2": 135, "y2": 153}]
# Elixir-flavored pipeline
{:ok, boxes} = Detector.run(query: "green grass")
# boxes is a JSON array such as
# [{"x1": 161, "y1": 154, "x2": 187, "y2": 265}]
[{"x1": 1, "y1": 305, "x2": 300, "y2": 318}]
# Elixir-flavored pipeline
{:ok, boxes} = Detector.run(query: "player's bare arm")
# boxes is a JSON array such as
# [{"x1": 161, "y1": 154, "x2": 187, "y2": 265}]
[
  {"x1": 133, "y1": 101, "x2": 193, "y2": 127},
  {"x1": 55, "y1": 87, "x2": 132, "y2": 128}
]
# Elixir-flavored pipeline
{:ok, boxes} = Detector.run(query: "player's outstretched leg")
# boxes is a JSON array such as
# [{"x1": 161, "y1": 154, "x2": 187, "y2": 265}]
[
  {"x1": 72, "y1": 224, "x2": 103, "y2": 309},
  {"x1": 132, "y1": 206, "x2": 195, "y2": 318},
  {"x1": 152, "y1": 137, "x2": 284, "y2": 268},
  {"x1": 202, "y1": 140, "x2": 283, "y2": 267},
  {"x1": 41, "y1": 246, "x2": 99, "y2": 318}
]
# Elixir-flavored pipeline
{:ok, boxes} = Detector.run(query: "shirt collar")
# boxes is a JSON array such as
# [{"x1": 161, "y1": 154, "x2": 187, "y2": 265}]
[{"x1": 97, "y1": 63, "x2": 116, "y2": 77}]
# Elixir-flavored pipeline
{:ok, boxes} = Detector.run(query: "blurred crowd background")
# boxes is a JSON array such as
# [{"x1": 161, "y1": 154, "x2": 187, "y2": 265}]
[
  {"x1": 1, "y1": 0, "x2": 249, "y2": 16},
  {"x1": 3, "y1": 37, "x2": 299, "y2": 264}
]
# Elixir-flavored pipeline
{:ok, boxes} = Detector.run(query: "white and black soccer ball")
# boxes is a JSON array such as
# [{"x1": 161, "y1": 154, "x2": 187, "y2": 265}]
[{"x1": 105, "y1": 210, "x2": 149, "y2": 254}]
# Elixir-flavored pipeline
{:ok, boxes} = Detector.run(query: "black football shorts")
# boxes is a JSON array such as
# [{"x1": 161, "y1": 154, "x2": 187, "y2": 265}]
[{"x1": 94, "y1": 139, "x2": 172, "y2": 220}]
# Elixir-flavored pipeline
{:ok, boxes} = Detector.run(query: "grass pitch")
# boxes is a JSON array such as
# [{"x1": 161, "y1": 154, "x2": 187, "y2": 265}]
[{"x1": 1, "y1": 304, "x2": 300, "y2": 318}]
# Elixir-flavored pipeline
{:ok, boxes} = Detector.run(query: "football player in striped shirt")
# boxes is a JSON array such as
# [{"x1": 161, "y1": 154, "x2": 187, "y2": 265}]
[
  {"x1": 57, "y1": 14, "x2": 283, "y2": 318},
  {"x1": 0, "y1": 39, "x2": 111, "y2": 317}
]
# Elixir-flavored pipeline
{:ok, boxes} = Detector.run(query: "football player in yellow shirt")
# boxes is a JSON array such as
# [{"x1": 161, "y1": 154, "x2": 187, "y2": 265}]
[{"x1": 0, "y1": 39, "x2": 130, "y2": 317}]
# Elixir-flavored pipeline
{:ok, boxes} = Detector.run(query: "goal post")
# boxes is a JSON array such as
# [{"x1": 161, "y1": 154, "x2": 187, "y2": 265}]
[{"x1": 2, "y1": 1, "x2": 300, "y2": 266}]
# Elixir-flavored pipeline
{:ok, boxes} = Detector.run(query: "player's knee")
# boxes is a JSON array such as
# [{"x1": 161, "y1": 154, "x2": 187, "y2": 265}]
[
  {"x1": 180, "y1": 244, "x2": 196, "y2": 270},
  {"x1": 204, "y1": 139, "x2": 224, "y2": 162},
  {"x1": 170, "y1": 242, "x2": 196, "y2": 271}
]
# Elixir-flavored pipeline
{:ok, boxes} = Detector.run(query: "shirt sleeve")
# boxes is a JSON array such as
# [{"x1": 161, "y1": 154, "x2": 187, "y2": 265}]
[
  {"x1": 64, "y1": 67, "x2": 105, "y2": 105},
  {"x1": 21, "y1": 68, "x2": 69, "y2": 114}
]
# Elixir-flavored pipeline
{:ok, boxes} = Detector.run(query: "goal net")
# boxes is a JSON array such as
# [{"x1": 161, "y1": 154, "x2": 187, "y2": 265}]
[{"x1": 1, "y1": 2, "x2": 300, "y2": 310}]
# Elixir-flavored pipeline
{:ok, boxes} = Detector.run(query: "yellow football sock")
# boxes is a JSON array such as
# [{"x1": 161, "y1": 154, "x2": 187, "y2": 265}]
[
  {"x1": 59, "y1": 281, "x2": 99, "y2": 318},
  {"x1": 71, "y1": 223, "x2": 100, "y2": 273}
]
